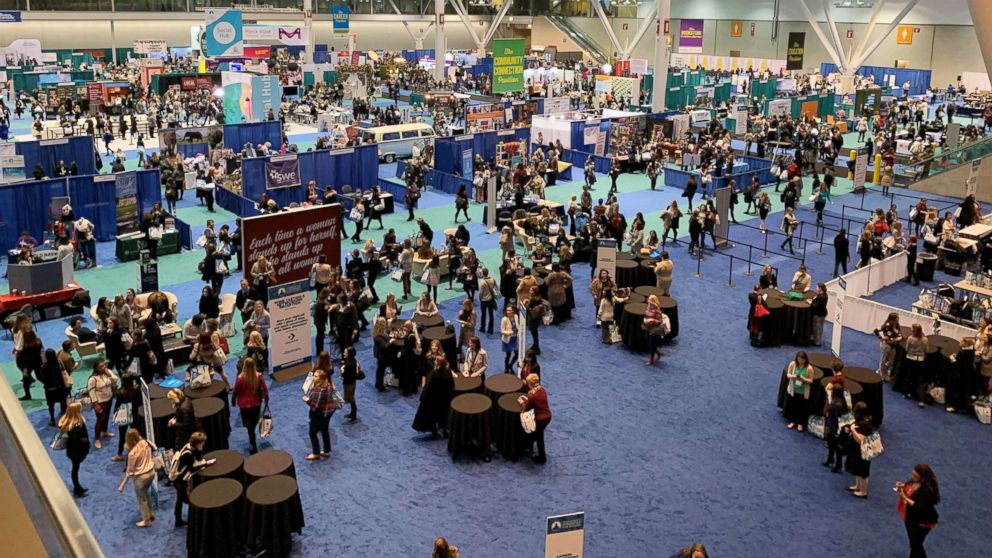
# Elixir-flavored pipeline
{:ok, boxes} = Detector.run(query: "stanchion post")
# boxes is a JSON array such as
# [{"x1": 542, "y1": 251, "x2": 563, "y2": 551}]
[
  {"x1": 798, "y1": 221, "x2": 805, "y2": 244},
  {"x1": 817, "y1": 227, "x2": 826, "y2": 255},
  {"x1": 694, "y1": 245, "x2": 703, "y2": 278},
  {"x1": 762, "y1": 230, "x2": 769, "y2": 258},
  {"x1": 744, "y1": 245, "x2": 754, "y2": 276},
  {"x1": 726, "y1": 255, "x2": 734, "y2": 287}
]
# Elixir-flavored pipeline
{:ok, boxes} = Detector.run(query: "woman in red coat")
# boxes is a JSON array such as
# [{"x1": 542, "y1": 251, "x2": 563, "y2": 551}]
[{"x1": 519, "y1": 373, "x2": 552, "y2": 464}]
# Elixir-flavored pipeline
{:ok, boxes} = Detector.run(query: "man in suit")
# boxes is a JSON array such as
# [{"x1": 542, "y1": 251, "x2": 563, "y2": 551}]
[
  {"x1": 70, "y1": 318, "x2": 98, "y2": 344},
  {"x1": 834, "y1": 229, "x2": 850, "y2": 277},
  {"x1": 906, "y1": 235, "x2": 920, "y2": 286}
]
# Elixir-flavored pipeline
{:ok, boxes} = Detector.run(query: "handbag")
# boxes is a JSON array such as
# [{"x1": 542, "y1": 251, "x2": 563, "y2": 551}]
[
  {"x1": 259, "y1": 403, "x2": 273, "y2": 438},
  {"x1": 520, "y1": 408, "x2": 537, "y2": 434},
  {"x1": 374, "y1": 202, "x2": 385, "y2": 212},
  {"x1": 608, "y1": 323, "x2": 622, "y2": 344},
  {"x1": 754, "y1": 304, "x2": 770, "y2": 318},
  {"x1": 807, "y1": 416, "x2": 825, "y2": 439},
  {"x1": 189, "y1": 365, "x2": 213, "y2": 389},
  {"x1": 390, "y1": 269, "x2": 404, "y2": 281},
  {"x1": 302, "y1": 370, "x2": 314, "y2": 393},
  {"x1": 112, "y1": 402, "x2": 133, "y2": 427},
  {"x1": 355, "y1": 363, "x2": 366, "y2": 381},
  {"x1": 150, "y1": 443, "x2": 170, "y2": 481},
  {"x1": 859, "y1": 431, "x2": 884, "y2": 461},
  {"x1": 974, "y1": 401, "x2": 991, "y2": 424},
  {"x1": 50, "y1": 431, "x2": 68, "y2": 451},
  {"x1": 349, "y1": 207, "x2": 364, "y2": 222},
  {"x1": 928, "y1": 386, "x2": 945, "y2": 405}
]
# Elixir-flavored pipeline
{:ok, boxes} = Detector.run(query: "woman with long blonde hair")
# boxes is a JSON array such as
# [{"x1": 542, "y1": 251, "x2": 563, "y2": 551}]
[
  {"x1": 118, "y1": 428, "x2": 156, "y2": 527},
  {"x1": 60, "y1": 401, "x2": 90, "y2": 497}
]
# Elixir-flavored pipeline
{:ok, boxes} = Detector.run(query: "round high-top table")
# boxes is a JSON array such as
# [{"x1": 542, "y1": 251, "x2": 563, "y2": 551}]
[
  {"x1": 842, "y1": 366, "x2": 885, "y2": 426},
  {"x1": 187, "y1": 478, "x2": 244, "y2": 558},
  {"x1": 193, "y1": 449, "x2": 245, "y2": 489},
  {"x1": 637, "y1": 259, "x2": 659, "y2": 287},
  {"x1": 634, "y1": 286, "x2": 665, "y2": 299},
  {"x1": 192, "y1": 397, "x2": 229, "y2": 452},
  {"x1": 244, "y1": 449, "x2": 296, "y2": 484},
  {"x1": 447, "y1": 393, "x2": 493, "y2": 461},
  {"x1": 619, "y1": 302, "x2": 647, "y2": 351},
  {"x1": 136, "y1": 397, "x2": 174, "y2": 448},
  {"x1": 484, "y1": 373, "x2": 525, "y2": 403},
  {"x1": 185, "y1": 379, "x2": 230, "y2": 425},
  {"x1": 494, "y1": 393, "x2": 525, "y2": 460},
  {"x1": 776, "y1": 364, "x2": 826, "y2": 410},
  {"x1": 147, "y1": 383, "x2": 172, "y2": 400},
  {"x1": 807, "y1": 352, "x2": 836, "y2": 374},
  {"x1": 412, "y1": 313, "x2": 443, "y2": 330},
  {"x1": 810, "y1": 376, "x2": 865, "y2": 416},
  {"x1": 452, "y1": 375, "x2": 483, "y2": 394},
  {"x1": 615, "y1": 259, "x2": 640, "y2": 289},
  {"x1": 244, "y1": 475, "x2": 305, "y2": 557},
  {"x1": 422, "y1": 325, "x2": 458, "y2": 366}
]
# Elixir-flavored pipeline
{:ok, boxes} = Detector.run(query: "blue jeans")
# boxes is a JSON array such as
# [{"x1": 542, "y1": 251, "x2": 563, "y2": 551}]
[
  {"x1": 80, "y1": 239, "x2": 96, "y2": 263},
  {"x1": 308, "y1": 411, "x2": 332, "y2": 454}
]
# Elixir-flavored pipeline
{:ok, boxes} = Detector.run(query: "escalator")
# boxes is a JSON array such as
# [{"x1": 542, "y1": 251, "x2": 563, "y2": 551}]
[{"x1": 545, "y1": 14, "x2": 609, "y2": 66}]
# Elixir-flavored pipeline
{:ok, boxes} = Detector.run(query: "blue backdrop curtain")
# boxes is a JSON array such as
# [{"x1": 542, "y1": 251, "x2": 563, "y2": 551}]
[
  {"x1": 68, "y1": 175, "x2": 117, "y2": 241},
  {"x1": 434, "y1": 137, "x2": 459, "y2": 174},
  {"x1": 135, "y1": 169, "x2": 162, "y2": 219},
  {"x1": 216, "y1": 186, "x2": 261, "y2": 218},
  {"x1": 15, "y1": 136, "x2": 96, "y2": 178},
  {"x1": 223, "y1": 121, "x2": 283, "y2": 151},
  {"x1": 0, "y1": 177, "x2": 68, "y2": 250},
  {"x1": 819, "y1": 64, "x2": 931, "y2": 96},
  {"x1": 240, "y1": 145, "x2": 378, "y2": 207}
]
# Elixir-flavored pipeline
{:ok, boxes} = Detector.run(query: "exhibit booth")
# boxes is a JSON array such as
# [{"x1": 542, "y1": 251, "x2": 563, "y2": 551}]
[
  {"x1": 432, "y1": 128, "x2": 532, "y2": 176},
  {"x1": 820, "y1": 63, "x2": 932, "y2": 97},
  {"x1": 6, "y1": 136, "x2": 97, "y2": 178}
]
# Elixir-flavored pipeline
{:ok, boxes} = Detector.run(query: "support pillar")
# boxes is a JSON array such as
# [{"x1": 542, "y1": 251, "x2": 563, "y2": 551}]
[
  {"x1": 434, "y1": 0, "x2": 446, "y2": 82},
  {"x1": 304, "y1": 0, "x2": 314, "y2": 64},
  {"x1": 651, "y1": 0, "x2": 670, "y2": 112},
  {"x1": 970, "y1": 0, "x2": 992, "y2": 92}
]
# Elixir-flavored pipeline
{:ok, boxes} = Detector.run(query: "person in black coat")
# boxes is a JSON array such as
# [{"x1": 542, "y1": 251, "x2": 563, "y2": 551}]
[
  {"x1": 235, "y1": 278, "x2": 254, "y2": 325},
  {"x1": 201, "y1": 245, "x2": 223, "y2": 295},
  {"x1": 411, "y1": 356, "x2": 455, "y2": 437},
  {"x1": 897, "y1": 464, "x2": 940, "y2": 558},
  {"x1": 682, "y1": 175, "x2": 698, "y2": 210},
  {"x1": 198, "y1": 286, "x2": 220, "y2": 319},
  {"x1": 834, "y1": 229, "x2": 850, "y2": 277},
  {"x1": 366, "y1": 251, "x2": 382, "y2": 303},
  {"x1": 399, "y1": 322, "x2": 420, "y2": 396},
  {"x1": 314, "y1": 288, "x2": 330, "y2": 354},
  {"x1": 61, "y1": 402, "x2": 90, "y2": 497},
  {"x1": 37, "y1": 349, "x2": 69, "y2": 426},
  {"x1": 906, "y1": 236, "x2": 920, "y2": 285},
  {"x1": 142, "y1": 318, "x2": 165, "y2": 378},
  {"x1": 946, "y1": 338, "x2": 976, "y2": 413}
]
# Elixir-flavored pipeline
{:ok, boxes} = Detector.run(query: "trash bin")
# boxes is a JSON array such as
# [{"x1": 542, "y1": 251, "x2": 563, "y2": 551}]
[{"x1": 917, "y1": 253, "x2": 937, "y2": 282}]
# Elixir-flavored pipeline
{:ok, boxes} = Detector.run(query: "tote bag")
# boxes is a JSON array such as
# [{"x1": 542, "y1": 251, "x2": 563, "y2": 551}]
[
  {"x1": 859, "y1": 431, "x2": 884, "y2": 461},
  {"x1": 520, "y1": 409, "x2": 537, "y2": 434},
  {"x1": 259, "y1": 402, "x2": 273, "y2": 438}
]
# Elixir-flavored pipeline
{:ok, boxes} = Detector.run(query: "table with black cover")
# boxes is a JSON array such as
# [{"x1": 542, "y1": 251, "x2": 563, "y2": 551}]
[
  {"x1": 494, "y1": 393, "x2": 525, "y2": 460},
  {"x1": 244, "y1": 449, "x2": 297, "y2": 484},
  {"x1": 147, "y1": 383, "x2": 172, "y2": 400},
  {"x1": 192, "y1": 397, "x2": 230, "y2": 452},
  {"x1": 634, "y1": 286, "x2": 665, "y2": 299},
  {"x1": 484, "y1": 373, "x2": 524, "y2": 403},
  {"x1": 781, "y1": 293, "x2": 815, "y2": 345},
  {"x1": 658, "y1": 296, "x2": 680, "y2": 339},
  {"x1": 615, "y1": 259, "x2": 640, "y2": 289},
  {"x1": 843, "y1": 366, "x2": 885, "y2": 426},
  {"x1": 187, "y1": 478, "x2": 244, "y2": 558},
  {"x1": 807, "y1": 352, "x2": 836, "y2": 375},
  {"x1": 193, "y1": 449, "x2": 245, "y2": 489},
  {"x1": 776, "y1": 364, "x2": 826, "y2": 409},
  {"x1": 447, "y1": 393, "x2": 493, "y2": 461},
  {"x1": 619, "y1": 302, "x2": 648, "y2": 352},
  {"x1": 894, "y1": 334, "x2": 960, "y2": 396},
  {"x1": 136, "y1": 397, "x2": 174, "y2": 448},
  {"x1": 185, "y1": 379, "x2": 231, "y2": 425},
  {"x1": 637, "y1": 259, "x2": 659, "y2": 287},
  {"x1": 758, "y1": 290, "x2": 786, "y2": 346},
  {"x1": 244, "y1": 475, "x2": 305, "y2": 557},
  {"x1": 453, "y1": 375, "x2": 483, "y2": 394},
  {"x1": 423, "y1": 325, "x2": 458, "y2": 367},
  {"x1": 810, "y1": 376, "x2": 864, "y2": 417},
  {"x1": 412, "y1": 313, "x2": 443, "y2": 331}
]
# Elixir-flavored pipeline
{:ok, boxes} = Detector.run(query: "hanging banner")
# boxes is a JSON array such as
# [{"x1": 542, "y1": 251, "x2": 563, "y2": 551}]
[
  {"x1": 628, "y1": 58, "x2": 648, "y2": 76},
  {"x1": 204, "y1": 8, "x2": 244, "y2": 58},
  {"x1": 678, "y1": 19, "x2": 704, "y2": 54},
  {"x1": 0, "y1": 11, "x2": 21, "y2": 23},
  {"x1": 0, "y1": 38, "x2": 41, "y2": 67},
  {"x1": 222, "y1": 71, "x2": 253, "y2": 123},
  {"x1": 831, "y1": 277, "x2": 846, "y2": 357},
  {"x1": 251, "y1": 75, "x2": 280, "y2": 122},
  {"x1": 853, "y1": 146, "x2": 869, "y2": 192},
  {"x1": 241, "y1": 204, "x2": 342, "y2": 287},
  {"x1": 492, "y1": 38, "x2": 526, "y2": 93},
  {"x1": 332, "y1": 5, "x2": 351, "y2": 35},
  {"x1": 243, "y1": 25, "x2": 309, "y2": 46},
  {"x1": 966, "y1": 159, "x2": 982, "y2": 198},
  {"x1": 115, "y1": 171, "x2": 139, "y2": 235},
  {"x1": 134, "y1": 40, "x2": 168, "y2": 55},
  {"x1": 786, "y1": 32, "x2": 806, "y2": 71},
  {"x1": 267, "y1": 278, "x2": 313, "y2": 380},
  {"x1": 545, "y1": 512, "x2": 585, "y2": 558},
  {"x1": 243, "y1": 46, "x2": 272, "y2": 59},
  {"x1": 264, "y1": 155, "x2": 302, "y2": 189}
]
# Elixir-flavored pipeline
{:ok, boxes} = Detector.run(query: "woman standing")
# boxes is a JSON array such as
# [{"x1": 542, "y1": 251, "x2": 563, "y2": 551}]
[
  {"x1": 654, "y1": 251, "x2": 673, "y2": 296},
  {"x1": 117, "y1": 429, "x2": 156, "y2": 527},
  {"x1": 598, "y1": 290, "x2": 615, "y2": 344},
  {"x1": 60, "y1": 401, "x2": 90, "y2": 497},
  {"x1": 896, "y1": 324, "x2": 929, "y2": 406},
  {"x1": 111, "y1": 376, "x2": 139, "y2": 462},
  {"x1": 810, "y1": 283, "x2": 829, "y2": 346},
  {"x1": 546, "y1": 263, "x2": 573, "y2": 324},
  {"x1": 245, "y1": 330, "x2": 269, "y2": 373},
  {"x1": 250, "y1": 256, "x2": 276, "y2": 305},
  {"x1": 461, "y1": 337, "x2": 488, "y2": 378},
  {"x1": 780, "y1": 206, "x2": 798, "y2": 254},
  {"x1": 519, "y1": 373, "x2": 552, "y2": 464},
  {"x1": 822, "y1": 385, "x2": 849, "y2": 472},
  {"x1": 372, "y1": 318, "x2": 397, "y2": 392},
  {"x1": 172, "y1": 431, "x2": 212, "y2": 528},
  {"x1": 589, "y1": 269, "x2": 615, "y2": 321},
  {"x1": 37, "y1": 349, "x2": 69, "y2": 426},
  {"x1": 845, "y1": 401, "x2": 874, "y2": 498},
  {"x1": 757, "y1": 192, "x2": 771, "y2": 232},
  {"x1": 500, "y1": 307, "x2": 519, "y2": 373},
  {"x1": 412, "y1": 355, "x2": 455, "y2": 437},
  {"x1": 232, "y1": 358, "x2": 269, "y2": 454},
  {"x1": 167, "y1": 389, "x2": 198, "y2": 451},
  {"x1": 642, "y1": 295, "x2": 667, "y2": 366},
  {"x1": 876, "y1": 313, "x2": 903, "y2": 381},
  {"x1": 457, "y1": 298, "x2": 477, "y2": 353},
  {"x1": 423, "y1": 255, "x2": 441, "y2": 301},
  {"x1": 896, "y1": 464, "x2": 940, "y2": 558},
  {"x1": 783, "y1": 351, "x2": 814, "y2": 431},
  {"x1": 86, "y1": 360, "x2": 119, "y2": 449},
  {"x1": 303, "y1": 369, "x2": 337, "y2": 459},
  {"x1": 340, "y1": 346, "x2": 361, "y2": 422},
  {"x1": 945, "y1": 337, "x2": 976, "y2": 413}
]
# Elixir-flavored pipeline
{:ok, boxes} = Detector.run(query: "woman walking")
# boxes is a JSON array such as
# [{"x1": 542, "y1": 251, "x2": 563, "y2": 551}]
[
  {"x1": 86, "y1": 360, "x2": 119, "y2": 449},
  {"x1": 232, "y1": 357, "x2": 269, "y2": 454},
  {"x1": 60, "y1": 401, "x2": 90, "y2": 497},
  {"x1": 897, "y1": 464, "x2": 940, "y2": 558},
  {"x1": 340, "y1": 346, "x2": 362, "y2": 422},
  {"x1": 117, "y1": 429, "x2": 156, "y2": 527},
  {"x1": 500, "y1": 306, "x2": 519, "y2": 373},
  {"x1": 37, "y1": 348, "x2": 70, "y2": 426},
  {"x1": 303, "y1": 369, "x2": 337, "y2": 460}
]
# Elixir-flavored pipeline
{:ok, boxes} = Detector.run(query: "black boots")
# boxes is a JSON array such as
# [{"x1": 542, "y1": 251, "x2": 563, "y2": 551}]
[{"x1": 19, "y1": 375, "x2": 33, "y2": 401}]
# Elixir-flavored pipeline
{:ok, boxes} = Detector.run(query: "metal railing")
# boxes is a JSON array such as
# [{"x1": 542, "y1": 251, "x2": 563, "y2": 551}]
[{"x1": 893, "y1": 134, "x2": 992, "y2": 189}]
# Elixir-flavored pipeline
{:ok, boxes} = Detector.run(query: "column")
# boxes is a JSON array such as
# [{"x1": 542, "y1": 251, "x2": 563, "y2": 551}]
[
  {"x1": 968, "y1": 0, "x2": 992, "y2": 82},
  {"x1": 651, "y1": 0, "x2": 671, "y2": 112},
  {"x1": 434, "y1": 0, "x2": 446, "y2": 82}
]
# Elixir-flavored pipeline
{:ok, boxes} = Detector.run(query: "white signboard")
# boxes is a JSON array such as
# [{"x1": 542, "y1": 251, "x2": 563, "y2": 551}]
[
  {"x1": 733, "y1": 106, "x2": 749, "y2": 135},
  {"x1": 595, "y1": 239, "x2": 617, "y2": 283},
  {"x1": 267, "y1": 279, "x2": 313, "y2": 377},
  {"x1": 966, "y1": 159, "x2": 982, "y2": 198},
  {"x1": 853, "y1": 146, "x2": 869, "y2": 191},
  {"x1": 583, "y1": 125, "x2": 598, "y2": 145},
  {"x1": 0, "y1": 154, "x2": 25, "y2": 184},
  {"x1": 767, "y1": 98, "x2": 791, "y2": 118},
  {"x1": 628, "y1": 58, "x2": 648, "y2": 75},
  {"x1": 669, "y1": 114, "x2": 690, "y2": 139},
  {"x1": 243, "y1": 25, "x2": 309, "y2": 46},
  {"x1": 546, "y1": 512, "x2": 585, "y2": 558},
  {"x1": 543, "y1": 97, "x2": 570, "y2": 115},
  {"x1": 831, "y1": 277, "x2": 846, "y2": 357},
  {"x1": 134, "y1": 40, "x2": 168, "y2": 55}
]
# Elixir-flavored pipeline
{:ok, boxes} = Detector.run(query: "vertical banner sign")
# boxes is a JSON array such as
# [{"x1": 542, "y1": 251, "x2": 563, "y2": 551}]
[
  {"x1": 786, "y1": 32, "x2": 806, "y2": 71},
  {"x1": 114, "y1": 172, "x2": 139, "y2": 234},
  {"x1": 492, "y1": 38, "x2": 525, "y2": 93},
  {"x1": 251, "y1": 75, "x2": 280, "y2": 121},
  {"x1": 853, "y1": 146, "x2": 869, "y2": 191},
  {"x1": 0, "y1": 154, "x2": 25, "y2": 183},
  {"x1": 831, "y1": 277, "x2": 846, "y2": 358},
  {"x1": 966, "y1": 159, "x2": 982, "y2": 198},
  {"x1": 332, "y1": 5, "x2": 350, "y2": 35},
  {"x1": 240, "y1": 204, "x2": 342, "y2": 286},
  {"x1": 733, "y1": 106, "x2": 748, "y2": 135},
  {"x1": 462, "y1": 149, "x2": 474, "y2": 179},
  {"x1": 946, "y1": 123, "x2": 961, "y2": 150},
  {"x1": 596, "y1": 239, "x2": 617, "y2": 282},
  {"x1": 545, "y1": 512, "x2": 585, "y2": 558},
  {"x1": 678, "y1": 19, "x2": 704, "y2": 54},
  {"x1": 730, "y1": 21, "x2": 743, "y2": 38},
  {"x1": 205, "y1": 8, "x2": 244, "y2": 58},
  {"x1": 264, "y1": 155, "x2": 302, "y2": 189},
  {"x1": 267, "y1": 279, "x2": 313, "y2": 380},
  {"x1": 222, "y1": 70, "x2": 254, "y2": 122}
]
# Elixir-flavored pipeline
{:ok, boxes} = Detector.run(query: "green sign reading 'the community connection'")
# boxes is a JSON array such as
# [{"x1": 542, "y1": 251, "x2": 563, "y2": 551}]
[{"x1": 492, "y1": 38, "x2": 525, "y2": 93}]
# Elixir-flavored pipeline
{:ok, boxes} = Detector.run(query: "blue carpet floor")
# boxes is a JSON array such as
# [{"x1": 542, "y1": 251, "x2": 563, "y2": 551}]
[{"x1": 3, "y1": 158, "x2": 991, "y2": 556}]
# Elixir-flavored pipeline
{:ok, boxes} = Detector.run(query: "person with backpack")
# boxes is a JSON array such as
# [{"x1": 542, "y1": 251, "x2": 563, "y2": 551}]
[
  {"x1": 232, "y1": 357, "x2": 269, "y2": 454},
  {"x1": 171, "y1": 431, "x2": 213, "y2": 528}
]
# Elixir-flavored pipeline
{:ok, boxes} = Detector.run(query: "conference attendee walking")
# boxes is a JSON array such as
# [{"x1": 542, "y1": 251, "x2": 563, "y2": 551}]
[
  {"x1": 780, "y1": 207, "x2": 798, "y2": 254},
  {"x1": 172, "y1": 431, "x2": 213, "y2": 528},
  {"x1": 232, "y1": 358, "x2": 269, "y2": 454},
  {"x1": 37, "y1": 349, "x2": 69, "y2": 426},
  {"x1": 111, "y1": 376, "x2": 139, "y2": 462},
  {"x1": 478, "y1": 268, "x2": 498, "y2": 335},
  {"x1": 783, "y1": 351, "x2": 814, "y2": 431},
  {"x1": 845, "y1": 401, "x2": 875, "y2": 498},
  {"x1": 340, "y1": 346, "x2": 362, "y2": 422},
  {"x1": 834, "y1": 228, "x2": 850, "y2": 277},
  {"x1": 303, "y1": 369, "x2": 337, "y2": 460},
  {"x1": 60, "y1": 401, "x2": 90, "y2": 497},
  {"x1": 897, "y1": 464, "x2": 940, "y2": 558},
  {"x1": 876, "y1": 313, "x2": 903, "y2": 381},
  {"x1": 86, "y1": 360, "x2": 118, "y2": 449},
  {"x1": 519, "y1": 373, "x2": 552, "y2": 464},
  {"x1": 810, "y1": 283, "x2": 828, "y2": 346},
  {"x1": 117, "y1": 429, "x2": 156, "y2": 527},
  {"x1": 500, "y1": 306, "x2": 519, "y2": 373}
]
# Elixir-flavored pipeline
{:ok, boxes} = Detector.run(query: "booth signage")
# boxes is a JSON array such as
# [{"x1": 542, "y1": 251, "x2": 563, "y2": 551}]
[
  {"x1": 545, "y1": 512, "x2": 585, "y2": 558},
  {"x1": 678, "y1": 19, "x2": 704, "y2": 53},
  {"x1": 831, "y1": 277, "x2": 846, "y2": 357},
  {"x1": 134, "y1": 40, "x2": 168, "y2": 55},
  {"x1": 243, "y1": 46, "x2": 271, "y2": 59},
  {"x1": 115, "y1": 172, "x2": 139, "y2": 234},
  {"x1": 251, "y1": 75, "x2": 280, "y2": 122},
  {"x1": 264, "y1": 155, "x2": 302, "y2": 189},
  {"x1": 853, "y1": 147, "x2": 869, "y2": 191},
  {"x1": 0, "y1": 11, "x2": 20, "y2": 23},
  {"x1": 243, "y1": 25, "x2": 309, "y2": 46},
  {"x1": 204, "y1": 8, "x2": 244, "y2": 58},
  {"x1": 786, "y1": 32, "x2": 806, "y2": 71},
  {"x1": 0, "y1": 155, "x2": 25, "y2": 183},
  {"x1": 332, "y1": 6, "x2": 350, "y2": 35},
  {"x1": 267, "y1": 279, "x2": 313, "y2": 378},
  {"x1": 241, "y1": 204, "x2": 342, "y2": 287},
  {"x1": 492, "y1": 38, "x2": 525, "y2": 93}
]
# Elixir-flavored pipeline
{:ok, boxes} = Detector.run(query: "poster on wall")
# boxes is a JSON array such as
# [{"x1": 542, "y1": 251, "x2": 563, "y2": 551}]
[
  {"x1": 628, "y1": 58, "x2": 648, "y2": 76},
  {"x1": 545, "y1": 512, "x2": 585, "y2": 558},
  {"x1": 222, "y1": 70, "x2": 253, "y2": 123},
  {"x1": 853, "y1": 146, "x2": 869, "y2": 191},
  {"x1": 0, "y1": 38, "x2": 42, "y2": 67},
  {"x1": 767, "y1": 98, "x2": 791, "y2": 118},
  {"x1": 267, "y1": 279, "x2": 313, "y2": 380},
  {"x1": 966, "y1": 159, "x2": 982, "y2": 198},
  {"x1": 733, "y1": 106, "x2": 749, "y2": 135},
  {"x1": 158, "y1": 125, "x2": 224, "y2": 158},
  {"x1": 241, "y1": 204, "x2": 342, "y2": 287},
  {"x1": 0, "y1": 154, "x2": 25, "y2": 183},
  {"x1": 594, "y1": 129, "x2": 607, "y2": 157},
  {"x1": 786, "y1": 32, "x2": 806, "y2": 71},
  {"x1": 204, "y1": 8, "x2": 244, "y2": 58},
  {"x1": 114, "y1": 172, "x2": 139, "y2": 235},
  {"x1": 492, "y1": 38, "x2": 525, "y2": 93},
  {"x1": 332, "y1": 5, "x2": 350, "y2": 35},
  {"x1": 583, "y1": 123, "x2": 598, "y2": 145},
  {"x1": 466, "y1": 103, "x2": 507, "y2": 130},
  {"x1": 678, "y1": 19, "x2": 704, "y2": 54},
  {"x1": 264, "y1": 155, "x2": 302, "y2": 189},
  {"x1": 134, "y1": 40, "x2": 168, "y2": 56},
  {"x1": 542, "y1": 97, "x2": 570, "y2": 115}
]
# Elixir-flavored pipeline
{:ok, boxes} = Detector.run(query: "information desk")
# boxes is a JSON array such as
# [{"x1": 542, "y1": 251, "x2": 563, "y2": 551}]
[
  {"x1": 343, "y1": 191, "x2": 395, "y2": 214},
  {"x1": 0, "y1": 281, "x2": 83, "y2": 317},
  {"x1": 116, "y1": 230, "x2": 180, "y2": 262}
]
